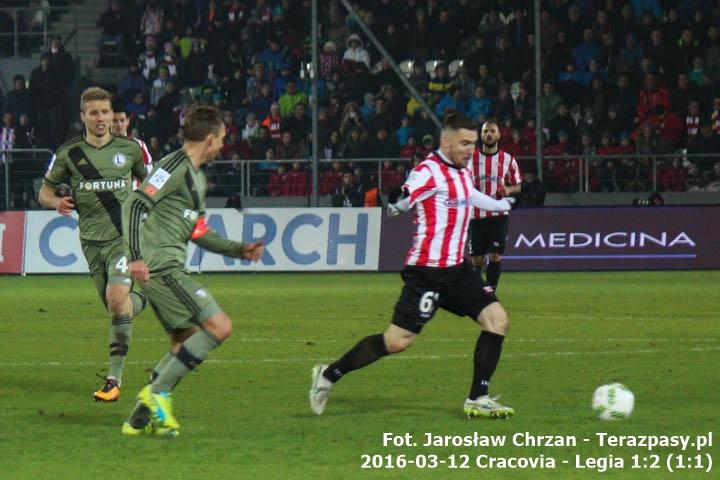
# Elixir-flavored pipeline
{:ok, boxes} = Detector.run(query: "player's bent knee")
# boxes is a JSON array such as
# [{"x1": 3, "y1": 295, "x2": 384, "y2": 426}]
[
  {"x1": 386, "y1": 338, "x2": 412, "y2": 353},
  {"x1": 105, "y1": 282, "x2": 131, "y2": 313},
  {"x1": 478, "y1": 302, "x2": 510, "y2": 335},
  {"x1": 202, "y1": 313, "x2": 233, "y2": 342}
]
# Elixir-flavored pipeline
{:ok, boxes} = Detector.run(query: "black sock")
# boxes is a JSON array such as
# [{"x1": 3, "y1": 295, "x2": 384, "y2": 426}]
[
  {"x1": 324, "y1": 333, "x2": 389, "y2": 383},
  {"x1": 469, "y1": 331, "x2": 505, "y2": 400},
  {"x1": 486, "y1": 260, "x2": 502, "y2": 288}
]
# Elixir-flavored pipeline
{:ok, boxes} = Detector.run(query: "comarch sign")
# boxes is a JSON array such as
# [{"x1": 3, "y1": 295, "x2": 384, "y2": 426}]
[
  {"x1": 23, "y1": 208, "x2": 381, "y2": 273},
  {"x1": 502, "y1": 207, "x2": 720, "y2": 270}
]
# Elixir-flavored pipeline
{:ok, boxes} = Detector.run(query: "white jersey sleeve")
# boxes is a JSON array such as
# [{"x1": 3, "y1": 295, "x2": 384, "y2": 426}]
[{"x1": 469, "y1": 188, "x2": 513, "y2": 211}]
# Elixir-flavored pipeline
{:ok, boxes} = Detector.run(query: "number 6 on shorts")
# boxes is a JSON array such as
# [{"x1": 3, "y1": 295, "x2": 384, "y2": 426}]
[{"x1": 419, "y1": 291, "x2": 439, "y2": 314}]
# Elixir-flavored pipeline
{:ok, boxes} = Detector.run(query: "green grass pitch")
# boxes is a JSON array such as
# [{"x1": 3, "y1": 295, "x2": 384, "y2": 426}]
[{"x1": 0, "y1": 271, "x2": 717, "y2": 479}]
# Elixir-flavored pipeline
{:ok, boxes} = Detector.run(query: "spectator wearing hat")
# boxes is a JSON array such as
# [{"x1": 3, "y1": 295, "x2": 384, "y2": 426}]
[
  {"x1": 319, "y1": 41, "x2": 340, "y2": 80},
  {"x1": 342, "y1": 33, "x2": 371, "y2": 72}
]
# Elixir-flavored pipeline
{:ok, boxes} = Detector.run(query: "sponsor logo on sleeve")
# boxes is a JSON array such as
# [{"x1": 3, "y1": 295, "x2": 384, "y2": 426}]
[{"x1": 143, "y1": 168, "x2": 170, "y2": 197}]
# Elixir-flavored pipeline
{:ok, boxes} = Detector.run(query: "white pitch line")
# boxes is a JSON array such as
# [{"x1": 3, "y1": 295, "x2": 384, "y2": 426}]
[
  {"x1": 129, "y1": 336, "x2": 719, "y2": 344},
  {"x1": 2, "y1": 346, "x2": 718, "y2": 368}
]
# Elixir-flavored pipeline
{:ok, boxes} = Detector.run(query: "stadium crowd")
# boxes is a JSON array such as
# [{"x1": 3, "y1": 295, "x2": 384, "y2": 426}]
[{"x1": 3, "y1": 0, "x2": 720, "y2": 204}]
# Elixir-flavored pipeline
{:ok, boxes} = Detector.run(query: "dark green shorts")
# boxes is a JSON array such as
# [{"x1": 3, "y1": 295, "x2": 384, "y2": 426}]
[
  {"x1": 141, "y1": 269, "x2": 222, "y2": 333},
  {"x1": 81, "y1": 237, "x2": 132, "y2": 301}
]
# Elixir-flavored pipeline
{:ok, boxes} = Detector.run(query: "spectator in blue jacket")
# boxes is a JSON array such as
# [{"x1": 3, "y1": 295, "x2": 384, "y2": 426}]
[
  {"x1": 573, "y1": 28, "x2": 601, "y2": 71},
  {"x1": 260, "y1": 37, "x2": 289, "y2": 73}
]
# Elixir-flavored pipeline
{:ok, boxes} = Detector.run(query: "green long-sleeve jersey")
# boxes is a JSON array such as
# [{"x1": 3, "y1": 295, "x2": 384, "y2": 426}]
[
  {"x1": 44, "y1": 135, "x2": 147, "y2": 242},
  {"x1": 122, "y1": 148, "x2": 245, "y2": 273}
]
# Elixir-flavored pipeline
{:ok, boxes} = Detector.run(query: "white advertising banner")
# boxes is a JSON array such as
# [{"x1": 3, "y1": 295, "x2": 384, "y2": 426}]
[
  {"x1": 23, "y1": 208, "x2": 381, "y2": 273},
  {"x1": 24, "y1": 211, "x2": 88, "y2": 273},
  {"x1": 185, "y1": 208, "x2": 381, "y2": 271}
]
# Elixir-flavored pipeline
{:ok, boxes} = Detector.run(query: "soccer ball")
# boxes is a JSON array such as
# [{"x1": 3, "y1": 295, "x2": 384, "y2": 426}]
[{"x1": 592, "y1": 383, "x2": 634, "y2": 420}]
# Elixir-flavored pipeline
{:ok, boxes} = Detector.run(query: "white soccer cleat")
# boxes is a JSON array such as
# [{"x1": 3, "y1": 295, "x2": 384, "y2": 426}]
[
  {"x1": 464, "y1": 395, "x2": 515, "y2": 419},
  {"x1": 309, "y1": 364, "x2": 333, "y2": 415}
]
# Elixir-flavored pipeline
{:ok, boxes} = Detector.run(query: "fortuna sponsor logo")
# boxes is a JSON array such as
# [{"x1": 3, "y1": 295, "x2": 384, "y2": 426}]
[
  {"x1": 443, "y1": 198, "x2": 470, "y2": 208},
  {"x1": 78, "y1": 179, "x2": 127, "y2": 191},
  {"x1": 514, "y1": 232, "x2": 696, "y2": 249}
]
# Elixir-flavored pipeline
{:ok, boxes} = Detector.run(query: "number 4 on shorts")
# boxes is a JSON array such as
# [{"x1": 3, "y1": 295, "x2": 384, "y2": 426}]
[{"x1": 115, "y1": 256, "x2": 129, "y2": 273}]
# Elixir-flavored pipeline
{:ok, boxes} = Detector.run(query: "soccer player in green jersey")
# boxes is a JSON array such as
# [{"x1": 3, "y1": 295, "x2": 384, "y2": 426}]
[
  {"x1": 120, "y1": 104, "x2": 263, "y2": 436},
  {"x1": 38, "y1": 87, "x2": 149, "y2": 402}
]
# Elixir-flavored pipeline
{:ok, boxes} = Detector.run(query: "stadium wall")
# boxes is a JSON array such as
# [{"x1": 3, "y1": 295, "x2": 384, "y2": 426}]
[{"x1": 2, "y1": 207, "x2": 719, "y2": 274}]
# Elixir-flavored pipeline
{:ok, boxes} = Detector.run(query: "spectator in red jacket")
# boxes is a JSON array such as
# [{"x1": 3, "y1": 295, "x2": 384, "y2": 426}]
[
  {"x1": 287, "y1": 161, "x2": 309, "y2": 196},
  {"x1": 636, "y1": 73, "x2": 671, "y2": 124},
  {"x1": 267, "y1": 164, "x2": 289, "y2": 196},
  {"x1": 321, "y1": 161, "x2": 343, "y2": 195},
  {"x1": 652, "y1": 106, "x2": 683, "y2": 152},
  {"x1": 661, "y1": 157, "x2": 688, "y2": 191}
]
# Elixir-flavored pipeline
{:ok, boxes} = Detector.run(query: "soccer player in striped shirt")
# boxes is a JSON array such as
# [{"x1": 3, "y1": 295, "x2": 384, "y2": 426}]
[
  {"x1": 310, "y1": 112, "x2": 516, "y2": 418},
  {"x1": 467, "y1": 121, "x2": 522, "y2": 288}
]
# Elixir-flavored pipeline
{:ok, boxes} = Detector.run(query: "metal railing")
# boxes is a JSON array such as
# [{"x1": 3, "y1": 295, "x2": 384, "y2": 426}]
[
  {"x1": 0, "y1": 148, "x2": 54, "y2": 210},
  {"x1": 0, "y1": 6, "x2": 78, "y2": 58},
  {"x1": 2, "y1": 151, "x2": 718, "y2": 211},
  {"x1": 204, "y1": 153, "x2": 720, "y2": 202}
]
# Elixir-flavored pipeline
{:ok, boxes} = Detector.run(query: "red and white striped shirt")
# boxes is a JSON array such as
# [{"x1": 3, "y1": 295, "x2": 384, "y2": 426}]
[
  {"x1": 468, "y1": 149, "x2": 521, "y2": 218},
  {"x1": 402, "y1": 151, "x2": 476, "y2": 268},
  {"x1": 131, "y1": 136, "x2": 153, "y2": 189},
  {"x1": 686, "y1": 115, "x2": 699, "y2": 138}
]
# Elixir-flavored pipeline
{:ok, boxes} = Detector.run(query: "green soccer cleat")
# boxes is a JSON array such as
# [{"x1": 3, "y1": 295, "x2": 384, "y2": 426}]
[
  {"x1": 121, "y1": 421, "x2": 154, "y2": 436},
  {"x1": 464, "y1": 395, "x2": 515, "y2": 419},
  {"x1": 121, "y1": 421, "x2": 179, "y2": 438},
  {"x1": 151, "y1": 391, "x2": 180, "y2": 430},
  {"x1": 136, "y1": 385, "x2": 181, "y2": 431}
]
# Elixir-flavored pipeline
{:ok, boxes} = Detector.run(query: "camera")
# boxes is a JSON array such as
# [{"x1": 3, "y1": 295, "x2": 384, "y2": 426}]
[{"x1": 632, "y1": 191, "x2": 664, "y2": 207}]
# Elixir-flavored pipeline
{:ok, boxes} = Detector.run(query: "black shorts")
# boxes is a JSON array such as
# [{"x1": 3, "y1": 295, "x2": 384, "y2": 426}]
[
  {"x1": 392, "y1": 263, "x2": 499, "y2": 334},
  {"x1": 469, "y1": 216, "x2": 509, "y2": 257}
]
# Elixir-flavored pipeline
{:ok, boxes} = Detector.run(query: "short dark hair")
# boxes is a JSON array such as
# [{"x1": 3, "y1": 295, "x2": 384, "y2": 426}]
[
  {"x1": 183, "y1": 104, "x2": 224, "y2": 142},
  {"x1": 112, "y1": 101, "x2": 127, "y2": 115},
  {"x1": 442, "y1": 110, "x2": 478, "y2": 133}
]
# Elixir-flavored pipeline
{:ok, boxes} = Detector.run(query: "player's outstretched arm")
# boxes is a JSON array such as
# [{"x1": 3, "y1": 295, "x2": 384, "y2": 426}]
[
  {"x1": 469, "y1": 188, "x2": 515, "y2": 212},
  {"x1": 191, "y1": 219, "x2": 264, "y2": 262}
]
